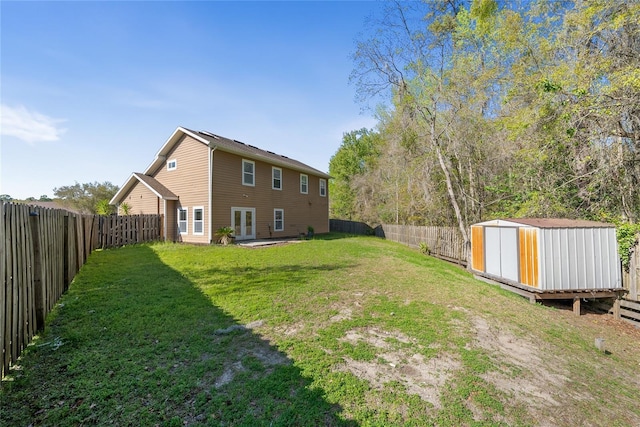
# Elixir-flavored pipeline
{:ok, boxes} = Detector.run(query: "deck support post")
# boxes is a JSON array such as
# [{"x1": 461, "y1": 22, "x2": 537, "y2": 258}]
[
  {"x1": 573, "y1": 297, "x2": 581, "y2": 316},
  {"x1": 613, "y1": 297, "x2": 621, "y2": 320}
]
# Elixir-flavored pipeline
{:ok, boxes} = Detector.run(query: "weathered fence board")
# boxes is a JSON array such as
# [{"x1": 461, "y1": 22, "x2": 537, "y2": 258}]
[
  {"x1": 97, "y1": 214, "x2": 162, "y2": 249},
  {"x1": 622, "y1": 233, "x2": 640, "y2": 302},
  {"x1": 329, "y1": 219, "x2": 374, "y2": 235},
  {"x1": 379, "y1": 224, "x2": 468, "y2": 265},
  {"x1": 1, "y1": 202, "x2": 164, "y2": 378},
  {"x1": 0, "y1": 199, "x2": 5, "y2": 375},
  {"x1": 330, "y1": 219, "x2": 468, "y2": 266}
]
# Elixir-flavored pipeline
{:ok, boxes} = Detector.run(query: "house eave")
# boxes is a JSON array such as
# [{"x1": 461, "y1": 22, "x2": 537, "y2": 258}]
[
  {"x1": 110, "y1": 173, "x2": 179, "y2": 205},
  {"x1": 143, "y1": 127, "x2": 209, "y2": 175}
]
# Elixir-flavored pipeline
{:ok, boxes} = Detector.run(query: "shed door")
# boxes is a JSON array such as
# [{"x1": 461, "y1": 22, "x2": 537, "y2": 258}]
[
  {"x1": 485, "y1": 227, "x2": 502, "y2": 277},
  {"x1": 500, "y1": 228, "x2": 519, "y2": 281},
  {"x1": 484, "y1": 227, "x2": 519, "y2": 282}
]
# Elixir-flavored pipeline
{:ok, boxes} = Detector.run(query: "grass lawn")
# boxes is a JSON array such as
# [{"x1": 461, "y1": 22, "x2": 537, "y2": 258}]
[{"x1": 2, "y1": 234, "x2": 640, "y2": 426}]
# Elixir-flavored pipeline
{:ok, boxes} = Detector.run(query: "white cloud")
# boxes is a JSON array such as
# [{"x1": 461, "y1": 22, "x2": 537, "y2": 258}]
[{"x1": 0, "y1": 104, "x2": 66, "y2": 144}]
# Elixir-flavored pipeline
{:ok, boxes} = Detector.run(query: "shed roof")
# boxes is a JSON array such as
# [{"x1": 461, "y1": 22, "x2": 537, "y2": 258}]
[{"x1": 474, "y1": 218, "x2": 615, "y2": 229}]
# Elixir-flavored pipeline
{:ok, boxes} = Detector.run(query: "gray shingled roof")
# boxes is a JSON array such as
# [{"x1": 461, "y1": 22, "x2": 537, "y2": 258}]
[
  {"x1": 132, "y1": 173, "x2": 178, "y2": 200},
  {"x1": 183, "y1": 127, "x2": 331, "y2": 179}
]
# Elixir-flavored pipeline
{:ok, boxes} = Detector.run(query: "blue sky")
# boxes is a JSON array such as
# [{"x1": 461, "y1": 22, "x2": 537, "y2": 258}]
[{"x1": 1, "y1": 1, "x2": 380, "y2": 199}]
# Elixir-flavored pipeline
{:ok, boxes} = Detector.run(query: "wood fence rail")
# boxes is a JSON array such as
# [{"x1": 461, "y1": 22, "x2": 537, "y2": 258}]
[
  {"x1": 330, "y1": 219, "x2": 468, "y2": 266},
  {"x1": 329, "y1": 219, "x2": 374, "y2": 235},
  {"x1": 378, "y1": 224, "x2": 468, "y2": 266},
  {"x1": 1, "y1": 202, "x2": 163, "y2": 378},
  {"x1": 621, "y1": 233, "x2": 640, "y2": 327}
]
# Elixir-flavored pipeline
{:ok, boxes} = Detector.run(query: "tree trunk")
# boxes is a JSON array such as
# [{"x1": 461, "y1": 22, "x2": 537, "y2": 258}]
[{"x1": 431, "y1": 121, "x2": 471, "y2": 267}]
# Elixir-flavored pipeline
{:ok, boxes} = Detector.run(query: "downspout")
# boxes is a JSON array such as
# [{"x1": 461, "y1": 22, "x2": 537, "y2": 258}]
[
  {"x1": 163, "y1": 199, "x2": 168, "y2": 242},
  {"x1": 208, "y1": 146, "x2": 216, "y2": 244},
  {"x1": 326, "y1": 180, "x2": 330, "y2": 233}
]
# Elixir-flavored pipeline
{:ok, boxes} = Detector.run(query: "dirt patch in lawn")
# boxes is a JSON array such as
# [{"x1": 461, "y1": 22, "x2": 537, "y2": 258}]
[
  {"x1": 470, "y1": 316, "x2": 568, "y2": 407},
  {"x1": 213, "y1": 320, "x2": 290, "y2": 389},
  {"x1": 333, "y1": 316, "x2": 570, "y2": 416},
  {"x1": 335, "y1": 327, "x2": 461, "y2": 408}
]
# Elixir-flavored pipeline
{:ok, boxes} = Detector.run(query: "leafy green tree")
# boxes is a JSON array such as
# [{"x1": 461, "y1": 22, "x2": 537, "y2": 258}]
[
  {"x1": 53, "y1": 181, "x2": 119, "y2": 214},
  {"x1": 352, "y1": 0, "x2": 509, "y2": 257},
  {"x1": 0, "y1": 194, "x2": 12, "y2": 202},
  {"x1": 342, "y1": 0, "x2": 639, "y2": 267},
  {"x1": 328, "y1": 128, "x2": 381, "y2": 220}
]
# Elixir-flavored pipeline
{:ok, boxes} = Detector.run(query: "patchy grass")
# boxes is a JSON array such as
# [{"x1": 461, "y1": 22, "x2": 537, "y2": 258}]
[{"x1": 2, "y1": 234, "x2": 640, "y2": 426}]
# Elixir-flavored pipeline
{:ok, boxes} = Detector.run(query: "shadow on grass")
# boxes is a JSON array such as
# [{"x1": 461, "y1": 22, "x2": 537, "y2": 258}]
[
  {"x1": 0, "y1": 245, "x2": 357, "y2": 426},
  {"x1": 195, "y1": 263, "x2": 349, "y2": 297},
  {"x1": 313, "y1": 232, "x2": 371, "y2": 241}
]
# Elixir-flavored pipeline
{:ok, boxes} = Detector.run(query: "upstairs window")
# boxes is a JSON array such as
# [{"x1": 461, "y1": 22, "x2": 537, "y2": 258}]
[
  {"x1": 167, "y1": 159, "x2": 177, "y2": 171},
  {"x1": 242, "y1": 159, "x2": 255, "y2": 186},
  {"x1": 178, "y1": 208, "x2": 188, "y2": 234},
  {"x1": 272, "y1": 167, "x2": 282, "y2": 190},
  {"x1": 319, "y1": 178, "x2": 327, "y2": 197},
  {"x1": 274, "y1": 209, "x2": 284, "y2": 231},
  {"x1": 193, "y1": 207, "x2": 204, "y2": 235},
  {"x1": 300, "y1": 174, "x2": 308, "y2": 194}
]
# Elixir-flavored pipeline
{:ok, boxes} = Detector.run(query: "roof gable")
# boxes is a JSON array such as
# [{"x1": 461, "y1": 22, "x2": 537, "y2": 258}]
[
  {"x1": 110, "y1": 172, "x2": 179, "y2": 205},
  {"x1": 143, "y1": 127, "x2": 330, "y2": 178},
  {"x1": 183, "y1": 127, "x2": 331, "y2": 178},
  {"x1": 143, "y1": 127, "x2": 206, "y2": 175}
]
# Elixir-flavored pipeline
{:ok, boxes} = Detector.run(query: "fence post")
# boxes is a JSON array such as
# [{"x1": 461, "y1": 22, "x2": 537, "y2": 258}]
[
  {"x1": 63, "y1": 215, "x2": 70, "y2": 291},
  {"x1": 28, "y1": 211, "x2": 45, "y2": 331}
]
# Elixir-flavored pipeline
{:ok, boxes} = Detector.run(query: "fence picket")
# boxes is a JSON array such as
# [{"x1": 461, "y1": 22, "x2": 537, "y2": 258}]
[
  {"x1": 1, "y1": 205, "x2": 164, "y2": 378},
  {"x1": 330, "y1": 219, "x2": 468, "y2": 265}
]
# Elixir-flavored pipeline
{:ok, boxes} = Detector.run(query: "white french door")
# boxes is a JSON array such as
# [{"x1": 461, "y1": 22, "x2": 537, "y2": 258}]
[{"x1": 231, "y1": 207, "x2": 255, "y2": 240}]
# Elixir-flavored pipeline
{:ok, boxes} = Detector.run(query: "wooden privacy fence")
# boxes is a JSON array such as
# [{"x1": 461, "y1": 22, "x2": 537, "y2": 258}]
[
  {"x1": 622, "y1": 233, "x2": 640, "y2": 302},
  {"x1": 619, "y1": 234, "x2": 640, "y2": 326},
  {"x1": 329, "y1": 219, "x2": 374, "y2": 235},
  {"x1": 330, "y1": 219, "x2": 468, "y2": 266},
  {"x1": 1, "y1": 202, "x2": 163, "y2": 378},
  {"x1": 99, "y1": 213, "x2": 163, "y2": 249},
  {"x1": 378, "y1": 224, "x2": 468, "y2": 265}
]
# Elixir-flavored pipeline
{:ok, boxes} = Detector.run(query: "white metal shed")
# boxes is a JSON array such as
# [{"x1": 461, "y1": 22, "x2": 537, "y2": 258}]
[{"x1": 470, "y1": 218, "x2": 622, "y2": 292}]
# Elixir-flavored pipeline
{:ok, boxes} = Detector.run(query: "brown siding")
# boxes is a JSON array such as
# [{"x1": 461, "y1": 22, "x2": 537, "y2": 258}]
[
  {"x1": 152, "y1": 135, "x2": 210, "y2": 244},
  {"x1": 120, "y1": 182, "x2": 160, "y2": 215},
  {"x1": 212, "y1": 150, "x2": 329, "y2": 239}
]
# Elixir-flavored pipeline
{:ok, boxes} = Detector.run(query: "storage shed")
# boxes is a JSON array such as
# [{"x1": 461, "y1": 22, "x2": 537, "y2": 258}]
[{"x1": 470, "y1": 218, "x2": 623, "y2": 296}]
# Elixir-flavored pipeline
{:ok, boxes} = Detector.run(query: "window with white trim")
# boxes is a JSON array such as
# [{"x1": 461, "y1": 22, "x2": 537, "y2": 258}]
[
  {"x1": 167, "y1": 159, "x2": 177, "y2": 170},
  {"x1": 193, "y1": 207, "x2": 204, "y2": 235},
  {"x1": 319, "y1": 178, "x2": 327, "y2": 197},
  {"x1": 272, "y1": 167, "x2": 282, "y2": 190},
  {"x1": 274, "y1": 209, "x2": 284, "y2": 232},
  {"x1": 178, "y1": 208, "x2": 188, "y2": 234},
  {"x1": 242, "y1": 159, "x2": 255, "y2": 186},
  {"x1": 300, "y1": 174, "x2": 308, "y2": 194}
]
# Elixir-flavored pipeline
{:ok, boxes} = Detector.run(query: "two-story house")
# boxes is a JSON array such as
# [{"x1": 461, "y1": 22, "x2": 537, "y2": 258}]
[{"x1": 109, "y1": 127, "x2": 330, "y2": 243}]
